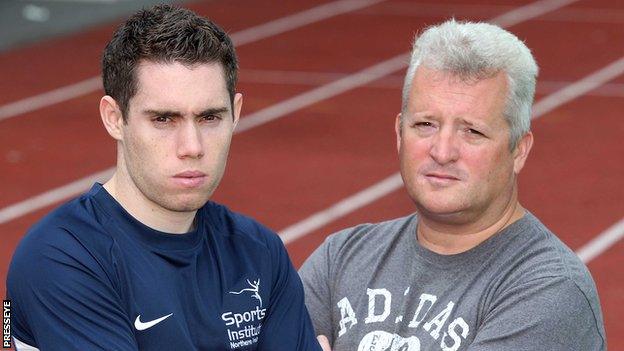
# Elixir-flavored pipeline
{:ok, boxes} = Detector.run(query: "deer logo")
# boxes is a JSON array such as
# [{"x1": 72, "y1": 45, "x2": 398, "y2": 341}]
[{"x1": 229, "y1": 278, "x2": 262, "y2": 307}]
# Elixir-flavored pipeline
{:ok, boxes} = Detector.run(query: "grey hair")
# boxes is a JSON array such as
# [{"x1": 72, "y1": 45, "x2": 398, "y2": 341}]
[{"x1": 401, "y1": 19, "x2": 538, "y2": 149}]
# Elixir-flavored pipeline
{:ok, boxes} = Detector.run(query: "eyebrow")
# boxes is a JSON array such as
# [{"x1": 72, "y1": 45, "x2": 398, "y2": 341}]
[
  {"x1": 458, "y1": 118, "x2": 488, "y2": 130},
  {"x1": 195, "y1": 107, "x2": 230, "y2": 117},
  {"x1": 409, "y1": 114, "x2": 490, "y2": 130},
  {"x1": 408, "y1": 112, "x2": 436, "y2": 120},
  {"x1": 142, "y1": 106, "x2": 230, "y2": 118}
]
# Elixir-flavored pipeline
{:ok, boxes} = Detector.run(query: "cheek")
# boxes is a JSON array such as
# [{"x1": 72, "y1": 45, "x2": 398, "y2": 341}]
[
  {"x1": 400, "y1": 135, "x2": 427, "y2": 159},
  {"x1": 467, "y1": 148, "x2": 513, "y2": 185},
  {"x1": 125, "y1": 132, "x2": 169, "y2": 172},
  {"x1": 398, "y1": 141, "x2": 430, "y2": 196},
  {"x1": 208, "y1": 130, "x2": 234, "y2": 153}
]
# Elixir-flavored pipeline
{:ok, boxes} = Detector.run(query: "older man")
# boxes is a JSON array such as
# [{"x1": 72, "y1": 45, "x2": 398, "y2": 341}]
[{"x1": 301, "y1": 20, "x2": 606, "y2": 351}]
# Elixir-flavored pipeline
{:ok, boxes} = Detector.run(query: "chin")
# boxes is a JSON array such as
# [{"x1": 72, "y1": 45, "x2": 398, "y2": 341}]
[
  {"x1": 156, "y1": 193, "x2": 210, "y2": 213},
  {"x1": 165, "y1": 200, "x2": 206, "y2": 213},
  {"x1": 414, "y1": 197, "x2": 467, "y2": 219}
]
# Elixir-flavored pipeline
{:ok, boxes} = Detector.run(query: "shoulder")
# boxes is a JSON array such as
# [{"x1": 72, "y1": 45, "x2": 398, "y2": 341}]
[
  {"x1": 11, "y1": 189, "x2": 118, "y2": 264},
  {"x1": 8, "y1": 188, "x2": 121, "y2": 296},
  {"x1": 323, "y1": 214, "x2": 416, "y2": 257},
  {"x1": 7, "y1": 191, "x2": 124, "y2": 341},
  {"x1": 487, "y1": 213, "x2": 606, "y2": 344},
  {"x1": 200, "y1": 201, "x2": 283, "y2": 253},
  {"x1": 487, "y1": 274, "x2": 605, "y2": 348},
  {"x1": 474, "y1": 274, "x2": 605, "y2": 349},
  {"x1": 498, "y1": 213, "x2": 598, "y2": 291},
  {"x1": 300, "y1": 214, "x2": 416, "y2": 279}
]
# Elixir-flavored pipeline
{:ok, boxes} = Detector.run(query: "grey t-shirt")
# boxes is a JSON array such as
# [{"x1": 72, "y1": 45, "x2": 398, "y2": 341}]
[{"x1": 299, "y1": 213, "x2": 606, "y2": 350}]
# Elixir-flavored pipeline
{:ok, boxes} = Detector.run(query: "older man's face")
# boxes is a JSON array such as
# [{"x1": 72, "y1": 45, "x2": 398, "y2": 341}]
[{"x1": 396, "y1": 66, "x2": 532, "y2": 226}]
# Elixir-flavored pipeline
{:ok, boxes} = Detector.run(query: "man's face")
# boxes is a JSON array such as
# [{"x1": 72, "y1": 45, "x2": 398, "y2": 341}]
[
  {"x1": 118, "y1": 61, "x2": 241, "y2": 212},
  {"x1": 396, "y1": 66, "x2": 531, "y2": 225}
]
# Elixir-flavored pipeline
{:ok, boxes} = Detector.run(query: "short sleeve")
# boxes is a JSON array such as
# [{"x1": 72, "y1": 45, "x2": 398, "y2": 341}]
[
  {"x1": 255, "y1": 228, "x2": 322, "y2": 351},
  {"x1": 298, "y1": 238, "x2": 334, "y2": 341},
  {"x1": 468, "y1": 276, "x2": 606, "y2": 350},
  {"x1": 6, "y1": 227, "x2": 138, "y2": 350}
]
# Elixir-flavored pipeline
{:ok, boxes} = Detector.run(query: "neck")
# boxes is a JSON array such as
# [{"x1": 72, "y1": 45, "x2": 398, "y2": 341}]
[
  {"x1": 103, "y1": 169, "x2": 196, "y2": 234},
  {"x1": 416, "y1": 189, "x2": 525, "y2": 255}
]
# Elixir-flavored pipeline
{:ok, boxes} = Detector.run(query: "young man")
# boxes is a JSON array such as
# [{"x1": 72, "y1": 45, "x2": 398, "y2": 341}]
[
  {"x1": 7, "y1": 5, "x2": 321, "y2": 350},
  {"x1": 301, "y1": 20, "x2": 606, "y2": 351}
]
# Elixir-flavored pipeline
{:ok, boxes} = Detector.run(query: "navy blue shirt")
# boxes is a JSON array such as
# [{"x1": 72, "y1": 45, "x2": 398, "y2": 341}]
[{"x1": 7, "y1": 184, "x2": 321, "y2": 350}]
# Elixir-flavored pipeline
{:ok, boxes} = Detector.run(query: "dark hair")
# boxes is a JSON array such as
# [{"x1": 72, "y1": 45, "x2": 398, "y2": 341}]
[{"x1": 102, "y1": 4, "x2": 238, "y2": 120}]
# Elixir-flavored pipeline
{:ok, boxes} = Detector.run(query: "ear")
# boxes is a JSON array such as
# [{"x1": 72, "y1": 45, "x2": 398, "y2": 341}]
[
  {"x1": 512, "y1": 131, "x2": 533, "y2": 174},
  {"x1": 395, "y1": 112, "x2": 403, "y2": 153},
  {"x1": 232, "y1": 92, "x2": 243, "y2": 129},
  {"x1": 100, "y1": 96, "x2": 124, "y2": 141}
]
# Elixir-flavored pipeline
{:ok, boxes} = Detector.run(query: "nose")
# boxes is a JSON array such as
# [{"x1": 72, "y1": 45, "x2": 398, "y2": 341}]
[
  {"x1": 176, "y1": 121, "x2": 204, "y2": 159},
  {"x1": 429, "y1": 128, "x2": 459, "y2": 165}
]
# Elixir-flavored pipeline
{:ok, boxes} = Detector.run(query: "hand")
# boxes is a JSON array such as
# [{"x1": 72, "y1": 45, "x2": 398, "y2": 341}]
[{"x1": 317, "y1": 335, "x2": 331, "y2": 351}]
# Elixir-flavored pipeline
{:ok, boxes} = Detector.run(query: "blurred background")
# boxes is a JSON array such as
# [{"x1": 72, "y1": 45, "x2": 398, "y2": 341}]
[{"x1": 1, "y1": 0, "x2": 622, "y2": 349}]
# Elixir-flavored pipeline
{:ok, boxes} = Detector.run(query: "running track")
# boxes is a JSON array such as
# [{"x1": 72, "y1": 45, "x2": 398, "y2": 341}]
[{"x1": 1, "y1": 0, "x2": 622, "y2": 348}]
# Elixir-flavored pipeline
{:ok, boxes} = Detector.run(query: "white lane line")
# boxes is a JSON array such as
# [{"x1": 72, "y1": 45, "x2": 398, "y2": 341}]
[
  {"x1": 0, "y1": 77, "x2": 102, "y2": 122},
  {"x1": 279, "y1": 174, "x2": 404, "y2": 244},
  {"x1": 242, "y1": 69, "x2": 624, "y2": 97},
  {"x1": 278, "y1": 174, "x2": 401, "y2": 244},
  {"x1": 532, "y1": 56, "x2": 624, "y2": 117},
  {"x1": 236, "y1": 53, "x2": 409, "y2": 133},
  {"x1": 362, "y1": 2, "x2": 624, "y2": 25},
  {"x1": 0, "y1": 0, "x2": 386, "y2": 122},
  {"x1": 490, "y1": 0, "x2": 580, "y2": 27},
  {"x1": 577, "y1": 218, "x2": 624, "y2": 263},
  {"x1": 0, "y1": 0, "x2": 593, "y2": 224},
  {"x1": 278, "y1": 55, "x2": 624, "y2": 245},
  {"x1": 0, "y1": 168, "x2": 114, "y2": 224},
  {"x1": 231, "y1": 0, "x2": 386, "y2": 46}
]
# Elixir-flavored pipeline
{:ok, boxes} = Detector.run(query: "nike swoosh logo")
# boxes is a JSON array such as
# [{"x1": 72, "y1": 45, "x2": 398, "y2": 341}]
[{"x1": 134, "y1": 313, "x2": 173, "y2": 331}]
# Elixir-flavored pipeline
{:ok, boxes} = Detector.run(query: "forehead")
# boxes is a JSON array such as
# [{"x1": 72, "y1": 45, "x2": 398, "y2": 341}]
[
  {"x1": 132, "y1": 61, "x2": 229, "y2": 109},
  {"x1": 408, "y1": 66, "x2": 508, "y2": 121}
]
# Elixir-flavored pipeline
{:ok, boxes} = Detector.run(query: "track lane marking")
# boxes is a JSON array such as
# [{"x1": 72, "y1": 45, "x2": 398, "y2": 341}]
[
  {"x1": 0, "y1": 0, "x2": 386, "y2": 122},
  {"x1": 489, "y1": 0, "x2": 581, "y2": 27},
  {"x1": 0, "y1": 169, "x2": 114, "y2": 225},
  {"x1": 279, "y1": 174, "x2": 404, "y2": 243},
  {"x1": 361, "y1": 2, "x2": 623, "y2": 25},
  {"x1": 577, "y1": 218, "x2": 624, "y2": 263},
  {"x1": 532, "y1": 56, "x2": 624, "y2": 117},
  {"x1": 231, "y1": 0, "x2": 386, "y2": 46},
  {"x1": 235, "y1": 54, "x2": 409, "y2": 133},
  {"x1": 0, "y1": 77, "x2": 102, "y2": 122},
  {"x1": 0, "y1": 0, "x2": 593, "y2": 224},
  {"x1": 241, "y1": 69, "x2": 624, "y2": 97}
]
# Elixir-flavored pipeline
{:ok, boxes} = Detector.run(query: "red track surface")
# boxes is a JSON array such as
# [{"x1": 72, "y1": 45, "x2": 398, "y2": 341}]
[{"x1": 1, "y1": 0, "x2": 622, "y2": 348}]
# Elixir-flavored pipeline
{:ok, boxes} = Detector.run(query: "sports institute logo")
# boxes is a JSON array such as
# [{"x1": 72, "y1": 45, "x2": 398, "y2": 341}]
[
  {"x1": 229, "y1": 278, "x2": 263, "y2": 307},
  {"x1": 222, "y1": 278, "x2": 266, "y2": 349}
]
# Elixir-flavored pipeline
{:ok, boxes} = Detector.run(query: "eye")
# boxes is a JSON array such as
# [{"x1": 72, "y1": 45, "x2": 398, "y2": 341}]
[
  {"x1": 413, "y1": 121, "x2": 434, "y2": 128},
  {"x1": 466, "y1": 128, "x2": 485, "y2": 137},
  {"x1": 153, "y1": 116, "x2": 172, "y2": 123},
  {"x1": 199, "y1": 114, "x2": 222, "y2": 122},
  {"x1": 409, "y1": 121, "x2": 437, "y2": 136}
]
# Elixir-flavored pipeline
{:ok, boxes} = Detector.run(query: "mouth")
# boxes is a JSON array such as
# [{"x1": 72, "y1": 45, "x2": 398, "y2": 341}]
[
  {"x1": 426, "y1": 172, "x2": 459, "y2": 180},
  {"x1": 172, "y1": 171, "x2": 207, "y2": 188},
  {"x1": 423, "y1": 172, "x2": 460, "y2": 186}
]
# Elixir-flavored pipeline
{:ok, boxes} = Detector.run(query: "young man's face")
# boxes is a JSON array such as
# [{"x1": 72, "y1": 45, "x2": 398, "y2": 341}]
[
  {"x1": 396, "y1": 66, "x2": 531, "y2": 226},
  {"x1": 119, "y1": 61, "x2": 241, "y2": 212}
]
